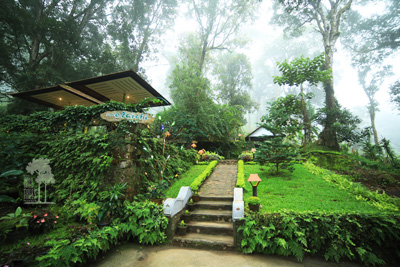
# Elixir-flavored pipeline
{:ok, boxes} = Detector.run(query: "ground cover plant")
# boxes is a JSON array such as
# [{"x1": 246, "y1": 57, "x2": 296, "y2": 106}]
[
  {"x1": 239, "y1": 212, "x2": 400, "y2": 266},
  {"x1": 165, "y1": 163, "x2": 210, "y2": 198},
  {"x1": 243, "y1": 163, "x2": 396, "y2": 214}
]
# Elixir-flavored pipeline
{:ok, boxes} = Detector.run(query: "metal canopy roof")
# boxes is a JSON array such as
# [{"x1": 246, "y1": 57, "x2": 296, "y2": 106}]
[{"x1": 10, "y1": 70, "x2": 171, "y2": 110}]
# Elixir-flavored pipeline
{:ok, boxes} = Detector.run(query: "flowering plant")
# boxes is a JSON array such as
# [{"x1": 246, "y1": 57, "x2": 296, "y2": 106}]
[{"x1": 28, "y1": 209, "x2": 59, "y2": 234}]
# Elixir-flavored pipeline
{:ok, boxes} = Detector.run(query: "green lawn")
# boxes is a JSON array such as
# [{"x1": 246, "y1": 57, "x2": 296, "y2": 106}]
[
  {"x1": 165, "y1": 164, "x2": 209, "y2": 198},
  {"x1": 243, "y1": 164, "x2": 384, "y2": 214}
]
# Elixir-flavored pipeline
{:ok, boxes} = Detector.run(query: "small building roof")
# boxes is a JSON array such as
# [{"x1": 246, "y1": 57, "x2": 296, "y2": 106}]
[
  {"x1": 245, "y1": 126, "x2": 275, "y2": 141},
  {"x1": 10, "y1": 70, "x2": 170, "y2": 110}
]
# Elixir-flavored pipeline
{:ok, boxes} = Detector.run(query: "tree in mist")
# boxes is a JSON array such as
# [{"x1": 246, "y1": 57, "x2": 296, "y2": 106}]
[
  {"x1": 168, "y1": 60, "x2": 243, "y2": 142},
  {"x1": 108, "y1": 0, "x2": 178, "y2": 75},
  {"x1": 272, "y1": 0, "x2": 353, "y2": 150},
  {"x1": 390, "y1": 82, "x2": 400, "y2": 113},
  {"x1": 273, "y1": 53, "x2": 332, "y2": 149},
  {"x1": 213, "y1": 52, "x2": 257, "y2": 114},
  {"x1": 342, "y1": 0, "x2": 400, "y2": 114},
  {"x1": 357, "y1": 66, "x2": 392, "y2": 146},
  {"x1": 189, "y1": 0, "x2": 257, "y2": 71}
]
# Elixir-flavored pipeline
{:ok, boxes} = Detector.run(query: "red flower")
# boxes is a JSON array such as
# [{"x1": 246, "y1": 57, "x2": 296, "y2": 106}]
[
  {"x1": 54, "y1": 221, "x2": 57, "y2": 224},
  {"x1": 44, "y1": 214, "x2": 48, "y2": 217},
  {"x1": 34, "y1": 215, "x2": 37, "y2": 218},
  {"x1": 41, "y1": 219, "x2": 45, "y2": 223},
  {"x1": 56, "y1": 216, "x2": 59, "y2": 219}
]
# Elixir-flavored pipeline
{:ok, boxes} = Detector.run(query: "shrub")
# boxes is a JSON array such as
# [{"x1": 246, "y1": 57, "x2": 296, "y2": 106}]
[
  {"x1": 238, "y1": 152, "x2": 253, "y2": 162},
  {"x1": 201, "y1": 150, "x2": 224, "y2": 161},
  {"x1": 190, "y1": 160, "x2": 218, "y2": 191},
  {"x1": 120, "y1": 201, "x2": 168, "y2": 244},
  {"x1": 28, "y1": 209, "x2": 59, "y2": 234},
  {"x1": 239, "y1": 212, "x2": 400, "y2": 266},
  {"x1": 236, "y1": 160, "x2": 245, "y2": 188}
]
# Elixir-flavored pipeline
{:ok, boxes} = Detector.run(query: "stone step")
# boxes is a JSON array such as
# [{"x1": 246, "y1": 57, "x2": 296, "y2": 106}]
[
  {"x1": 186, "y1": 221, "x2": 233, "y2": 236},
  {"x1": 195, "y1": 200, "x2": 232, "y2": 211},
  {"x1": 199, "y1": 196, "x2": 233, "y2": 202},
  {"x1": 172, "y1": 233, "x2": 234, "y2": 251},
  {"x1": 182, "y1": 209, "x2": 232, "y2": 223}
]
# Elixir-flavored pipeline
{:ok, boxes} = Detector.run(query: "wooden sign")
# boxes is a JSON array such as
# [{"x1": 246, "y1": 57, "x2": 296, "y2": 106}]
[{"x1": 100, "y1": 111, "x2": 154, "y2": 124}]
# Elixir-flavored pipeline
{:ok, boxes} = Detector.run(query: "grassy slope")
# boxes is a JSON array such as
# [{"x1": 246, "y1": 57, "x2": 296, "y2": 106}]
[
  {"x1": 165, "y1": 164, "x2": 209, "y2": 198},
  {"x1": 243, "y1": 164, "x2": 384, "y2": 214}
]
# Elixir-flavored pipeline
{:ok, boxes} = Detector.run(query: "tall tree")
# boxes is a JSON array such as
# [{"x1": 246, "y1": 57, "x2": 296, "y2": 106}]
[
  {"x1": 272, "y1": 0, "x2": 353, "y2": 150},
  {"x1": 213, "y1": 52, "x2": 257, "y2": 114},
  {"x1": 341, "y1": 0, "x2": 400, "y2": 113},
  {"x1": 356, "y1": 66, "x2": 392, "y2": 146},
  {"x1": 342, "y1": 0, "x2": 400, "y2": 69},
  {"x1": 390, "y1": 81, "x2": 400, "y2": 113},
  {"x1": 273, "y1": 53, "x2": 332, "y2": 149},
  {"x1": 108, "y1": 0, "x2": 178, "y2": 74},
  {"x1": 189, "y1": 0, "x2": 257, "y2": 71}
]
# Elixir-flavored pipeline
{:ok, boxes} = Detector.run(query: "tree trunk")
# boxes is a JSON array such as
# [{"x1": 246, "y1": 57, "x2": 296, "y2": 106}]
[
  {"x1": 369, "y1": 107, "x2": 379, "y2": 146},
  {"x1": 300, "y1": 84, "x2": 311, "y2": 151},
  {"x1": 317, "y1": 45, "x2": 339, "y2": 150}
]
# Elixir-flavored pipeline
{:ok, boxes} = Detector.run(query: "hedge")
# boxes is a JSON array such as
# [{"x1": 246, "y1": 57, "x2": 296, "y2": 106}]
[
  {"x1": 239, "y1": 212, "x2": 400, "y2": 266},
  {"x1": 190, "y1": 160, "x2": 218, "y2": 191},
  {"x1": 236, "y1": 160, "x2": 245, "y2": 188}
]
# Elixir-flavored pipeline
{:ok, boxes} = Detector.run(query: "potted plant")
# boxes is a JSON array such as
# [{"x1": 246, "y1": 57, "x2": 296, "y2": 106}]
[
  {"x1": 247, "y1": 196, "x2": 261, "y2": 212},
  {"x1": 187, "y1": 199, "x2": 195, "y2": 212},
  {"x1": 192, "y1": 191, "x2": 200, "y2": 202},
  {"x1": 176, "y1": 220, "x2": 187, "y2": 236}
]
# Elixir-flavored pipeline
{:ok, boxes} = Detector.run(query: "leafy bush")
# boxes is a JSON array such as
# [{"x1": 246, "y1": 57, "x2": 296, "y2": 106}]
[
  {"x1": 72, "y1": 200, "x2": 100, "y2": 224},
  {"x1": 36, "y1": 200, "x2": 168, "y2": 266},
  {"x1": 120, "y1": 201, "x2": 168, "y2": 244},
  {"x1": 36, "y1": 225, "x2": 120, "y2": 266},
  {"x1": 239, "y1": 212, "x2": 400, "y2": 266},
  {"x1": 145, "y1": 180, "x2": 169, "y2": 199},
  {"x1": 201, "y1": 150, "x2": 224, "y2": 161},
  {"x1": 236, "y1": 160, "x2": 245, "y2": 188},
  {"x1": 190, "y1": 160, "x2": 218, "y2": 191},
  {"x1": 238, "y1": 152, "x2": 253, "y2": 162},
  {"x1": 1, "y1": 207, "x2": 31, "y2": 229},
  {"x1": 27, "y1": 209, "x2": 59, "y2": 235}
]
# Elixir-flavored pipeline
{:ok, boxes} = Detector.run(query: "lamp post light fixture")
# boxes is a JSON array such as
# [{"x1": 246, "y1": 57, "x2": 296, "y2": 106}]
[{"x1": 247, "y1": 174, "x2": 262, "y2": 197}]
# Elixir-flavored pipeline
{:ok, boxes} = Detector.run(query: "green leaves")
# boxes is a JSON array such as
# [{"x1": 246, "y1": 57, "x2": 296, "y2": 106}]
[
  {"x1": 239, "y1": 212, "x2": 400, "y2": 265},
  {"x1": 273, "y1": 53, "x2": 332, "y2": 87}
]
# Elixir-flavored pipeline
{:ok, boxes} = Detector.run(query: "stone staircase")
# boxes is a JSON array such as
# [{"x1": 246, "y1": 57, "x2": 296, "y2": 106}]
[{"x1": 172, "y1": 196, "x2": 234, "y2": 250}]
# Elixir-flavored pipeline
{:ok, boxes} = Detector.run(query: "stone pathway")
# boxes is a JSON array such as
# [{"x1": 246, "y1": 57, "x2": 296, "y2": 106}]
[{"x1": 199, "y1": 160, "x2": 237, "y2": 197}]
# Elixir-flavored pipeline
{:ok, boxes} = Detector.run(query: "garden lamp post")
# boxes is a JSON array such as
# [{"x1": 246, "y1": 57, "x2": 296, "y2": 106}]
[{"x1": 247, "y1": 174, "x2": 262, "y2": 197}]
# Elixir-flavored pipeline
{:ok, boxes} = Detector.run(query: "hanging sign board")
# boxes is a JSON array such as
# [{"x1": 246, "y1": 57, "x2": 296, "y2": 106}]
[{"x1": 100, "y1": 111, "x2": 154, "y2": 124}]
